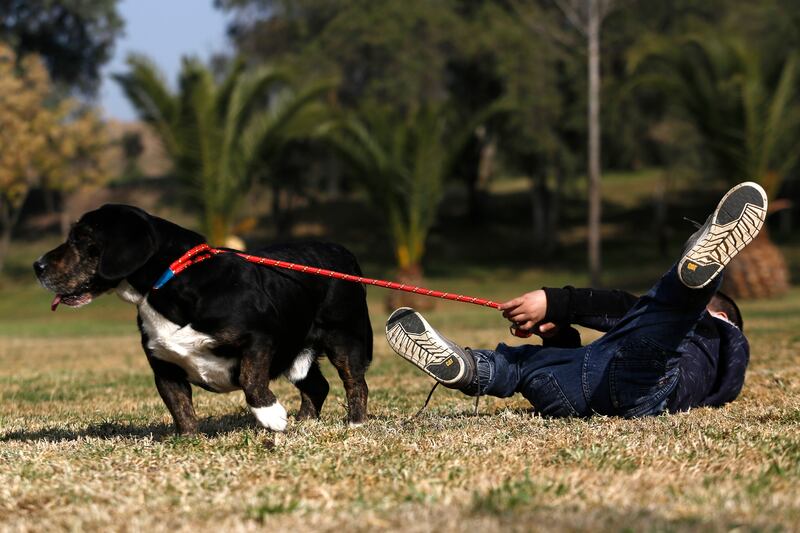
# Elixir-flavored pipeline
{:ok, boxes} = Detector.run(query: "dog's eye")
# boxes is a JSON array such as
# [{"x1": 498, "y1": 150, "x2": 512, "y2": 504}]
[{"x1": 69, "y1": 226, "x2": 92, "y2": 245}]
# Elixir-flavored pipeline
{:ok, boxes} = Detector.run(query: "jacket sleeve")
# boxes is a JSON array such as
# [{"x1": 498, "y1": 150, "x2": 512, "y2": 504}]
[{"x1": 542, "y1": 286, "x2": 639, "y2": 332}]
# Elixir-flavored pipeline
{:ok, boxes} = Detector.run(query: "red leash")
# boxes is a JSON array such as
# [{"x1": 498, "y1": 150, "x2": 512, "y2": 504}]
[
  {"x1": 154, "y1": 244, "x2": 501, "y2": 307},
  {"x1": 153, "y1": 244, "x2": 531, "y2": 337}
]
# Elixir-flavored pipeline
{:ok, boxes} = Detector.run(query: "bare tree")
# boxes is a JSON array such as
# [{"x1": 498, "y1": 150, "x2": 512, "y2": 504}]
[{"x1": 514, "y1": 0, "x2": 617, "y2": 285}]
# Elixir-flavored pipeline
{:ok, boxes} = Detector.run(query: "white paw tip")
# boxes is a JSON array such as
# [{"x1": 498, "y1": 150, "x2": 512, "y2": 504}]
[
  {"x1": 348, "y1": 421, "x2": 365, "y2": 428},
  {"x1": 251, "y1": 402, "x2": 288, "y2": 432}
]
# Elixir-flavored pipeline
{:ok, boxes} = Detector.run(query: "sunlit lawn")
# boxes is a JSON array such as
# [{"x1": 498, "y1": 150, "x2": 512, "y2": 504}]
[
  {"x1": 2, "y1": 173, "x2": 799, "y2": 531},
  {"x1": 1, "y1": 271, "x2": 800, "y2": 531}
]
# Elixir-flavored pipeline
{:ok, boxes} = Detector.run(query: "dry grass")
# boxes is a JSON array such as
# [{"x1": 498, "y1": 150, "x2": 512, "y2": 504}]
[{"x1": 1, "y1": 289, "x2": 800, "y2": 533}]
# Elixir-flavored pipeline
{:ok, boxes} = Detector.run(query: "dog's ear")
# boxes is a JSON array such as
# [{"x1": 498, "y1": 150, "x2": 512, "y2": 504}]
[{"x1": 96, "y1": 205, "x2": 158, "y2": 280}]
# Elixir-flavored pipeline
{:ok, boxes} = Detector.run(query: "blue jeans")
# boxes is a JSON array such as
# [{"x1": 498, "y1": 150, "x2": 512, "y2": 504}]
[{"x1": 472, "y1": 265, "x2": 720, "y2": 418}]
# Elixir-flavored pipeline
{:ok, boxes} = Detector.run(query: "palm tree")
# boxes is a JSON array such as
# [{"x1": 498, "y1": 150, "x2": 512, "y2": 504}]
[
  {"x1": 326, "y1": 102, "x2": 506, "y2": 308},
  {"x1": 630, "y1": 34, "x2": 800, "y2": 298},
  {"x1": 114, "y1": 55, "x2": 333, "y2": 245}
]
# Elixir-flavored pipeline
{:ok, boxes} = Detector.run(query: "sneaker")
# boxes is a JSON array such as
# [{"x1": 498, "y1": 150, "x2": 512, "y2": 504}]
[
  {"x1": 679, "y1": 181, "x2": 768, "y2": 289},
  {"x1": 385, "y1": 307, "x2": 475, "y2": 389}
]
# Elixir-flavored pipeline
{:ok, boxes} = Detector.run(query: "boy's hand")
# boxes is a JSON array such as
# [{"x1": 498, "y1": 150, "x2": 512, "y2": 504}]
[{"x1": 499, "y1": 290, "x2": 548, "y2": 334}]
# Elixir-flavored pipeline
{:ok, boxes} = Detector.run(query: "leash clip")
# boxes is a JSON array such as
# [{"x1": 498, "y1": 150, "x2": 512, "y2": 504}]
[{"x1": 153, "y1": 269, "x2": 174, "y2": 290}]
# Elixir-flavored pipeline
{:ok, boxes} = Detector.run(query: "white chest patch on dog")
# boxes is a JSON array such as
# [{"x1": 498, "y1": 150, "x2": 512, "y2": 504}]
[
  {"x1": 116, "y1": 281, "x2": 144, "y2": 305},
  {"x1": 117, "y1": 283, "x2": 238, "y2": 393},
  {"x1": 284, "y1": 348, "x2": 316, "y2": 383}
]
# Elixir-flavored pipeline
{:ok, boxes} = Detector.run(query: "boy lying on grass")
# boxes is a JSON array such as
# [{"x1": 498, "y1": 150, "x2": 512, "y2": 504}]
[{"x1": 386, "y1": 182, "x2": 764, "y2": 418}]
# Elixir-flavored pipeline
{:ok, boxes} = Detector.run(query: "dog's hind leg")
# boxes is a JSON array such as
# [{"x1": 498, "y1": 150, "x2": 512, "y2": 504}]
[
  {"x1": 240, "y1": 342, "x2": 287, "y2": 432},
  {"x1": 292, "y1": 361, "x2": 330, "y2": 420},
  {"x1": 324, "y1": 331, "x2": 371, "y2": 427},
  {"x1": 317, "y1": 278, "x2": 373, "y2": 426}
]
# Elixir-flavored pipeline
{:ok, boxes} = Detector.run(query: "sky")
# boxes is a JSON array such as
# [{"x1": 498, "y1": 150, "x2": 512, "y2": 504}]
[{"x1": 99, "y1": 0, "x2": 232, "y2": 121}]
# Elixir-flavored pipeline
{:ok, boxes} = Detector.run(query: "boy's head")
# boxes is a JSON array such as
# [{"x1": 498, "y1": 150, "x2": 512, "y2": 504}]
[{"x1": 707, "y1": 291, "x2": 743, "y2": 330}]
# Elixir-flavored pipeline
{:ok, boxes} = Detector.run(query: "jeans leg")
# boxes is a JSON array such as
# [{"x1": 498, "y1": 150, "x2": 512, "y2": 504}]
[
  {"x1": 470, "y1": 346, "x2": 527, "y2": 398},
  {"x1": 472, "y1": 344, "x2": 588, "y2": 417},
  {"x1": 598, "y1": 264, "x2": 721, "y2": 351},
  {"x1": 650, "y1": 263, "x2": 721, "y2": 312}
]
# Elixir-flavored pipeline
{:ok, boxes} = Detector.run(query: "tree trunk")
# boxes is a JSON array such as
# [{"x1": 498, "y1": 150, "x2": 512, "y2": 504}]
[
  {"x1": 530, "y1": 168, "x2": 563, "y2": 260},
  {"x1": 0, "y1": 192, "x2": 29, "y2": 274},
  {"x1": 43, "y1": 188, "x2": 59, "y2": 215},
  {"x1": 468, "y1": 136, "x2": 496, "y2": 224},
  {"x1": 587, "y1": 0, "x2": 602, "y2": 286},
  {"x1": 384, "y1": 264, "x2": 437, "y2": 312},
  {"x1": 530, "y1": 174, "x2": 550, "y2": 255},
  {"x1": 721, "y1": 229, "x2": 790, "y2": 299},
  {"x1": 653, "y1": 175, "x2": 670, "y2": 257},
  {"x1": 546, "y1": 167, "x2": 563, "y2": 256},
  {"x1": 0, "y1": 223, "x2": 11, "y2": 274},
  {"x1": 531, "y1": 176, "x2": 544, "y2": 250},
  {"x1": 271, "y1": 183, "x2": 295, "y2": 238},
  {"x1": 207, "y1": 213, "x2": 230, "y2": 246}
]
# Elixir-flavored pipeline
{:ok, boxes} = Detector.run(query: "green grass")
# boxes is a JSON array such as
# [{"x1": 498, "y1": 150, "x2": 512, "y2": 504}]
[
  {"x1": 2, "y1": 174, "x2": 800, "y2": 530},
  {"x1": 2, "y1": 286, "x2": 799, "y2": 531}
]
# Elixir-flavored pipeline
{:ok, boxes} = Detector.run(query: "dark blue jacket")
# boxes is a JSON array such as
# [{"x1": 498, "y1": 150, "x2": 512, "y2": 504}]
[{"x1": 541, "y1": 287, "x2": 749, "y2": 411}]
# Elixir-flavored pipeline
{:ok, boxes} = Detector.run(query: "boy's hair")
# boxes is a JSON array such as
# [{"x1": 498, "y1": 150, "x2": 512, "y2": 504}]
[{"x1": 709, "y1": 291, "x2": 743, "y2": 331}]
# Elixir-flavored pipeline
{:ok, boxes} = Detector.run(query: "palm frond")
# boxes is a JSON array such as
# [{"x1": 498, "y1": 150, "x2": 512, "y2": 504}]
[
  {"x1": 629, "y1": 34, "x2": 797, "y2": 180},
  {"x1": 241, "y1": 79, "x2": 337, "y2": 178},
  {"x1": 324, "y1": 100, "x2": 510, "y2": 268},
  {"x1": 223, "y1": 64, "x2": 291, "y2": 160},
  {"x1": 761, "y1": 53, "x2": 799, "y2": 185},
  {"x1": 112, "y1": 54, "x2": 179, "y2": 156},
  {"x1": 214, "y1": 57, "x2": 247, "y2": 120}
]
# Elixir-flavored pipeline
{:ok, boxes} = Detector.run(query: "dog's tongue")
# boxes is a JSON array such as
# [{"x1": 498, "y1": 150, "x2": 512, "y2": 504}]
[{"x1": 51, "y1": 295, "x2": 61, "y2": 312}]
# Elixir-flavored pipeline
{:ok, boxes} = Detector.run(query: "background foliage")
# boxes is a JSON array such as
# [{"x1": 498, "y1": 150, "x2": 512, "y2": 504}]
[
  {"x1": 0, "y1": 0, "x2": 123, "y2": 93},
  {"x1": 0, "y1": 44, "x2": 111, "y2": 271},
  {"x1": 2, "y1": 0, "x2": 800, "y2": 283}
]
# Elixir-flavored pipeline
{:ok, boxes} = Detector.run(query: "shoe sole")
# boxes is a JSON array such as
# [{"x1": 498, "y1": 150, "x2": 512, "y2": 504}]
[
  {"x1": 679, "y1": 182, "x2": 768, "y2": 288},
  {"x1": 385, "y1": 307, "x2": 466, "y2": 384}
]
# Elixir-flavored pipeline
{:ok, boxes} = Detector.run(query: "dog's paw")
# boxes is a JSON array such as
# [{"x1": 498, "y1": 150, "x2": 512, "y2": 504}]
[{"x1": 250, "y1": 402, "x2": 288, "y2": 432}]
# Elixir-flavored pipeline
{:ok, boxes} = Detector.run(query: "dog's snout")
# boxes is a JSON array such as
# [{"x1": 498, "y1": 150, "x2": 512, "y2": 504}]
[{"x1": 33, "y1": 259, "x2": 46, "y2": 277}]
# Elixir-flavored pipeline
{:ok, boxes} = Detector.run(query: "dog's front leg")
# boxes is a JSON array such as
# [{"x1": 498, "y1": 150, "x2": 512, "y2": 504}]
[
  {"x1": 148, "y1": 356, "x2": 198, "y2": 435},
  {"x1": 240, "y1": 345, "x2": 287, "y2": 432}
]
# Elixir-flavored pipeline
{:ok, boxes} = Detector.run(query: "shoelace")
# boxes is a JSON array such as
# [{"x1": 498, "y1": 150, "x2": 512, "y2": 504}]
[
  {"x1": 412, "y1": 383, "x2": 481, "y2": 418},
  {"x1": 412, "y1": 350, "x2": 482, "y2": 418},
  {"x1": 683, "y1": 216, "x2": 703, "y2": 229}
]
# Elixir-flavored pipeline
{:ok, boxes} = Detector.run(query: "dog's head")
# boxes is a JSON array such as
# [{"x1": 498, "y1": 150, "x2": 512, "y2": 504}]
[{"x1": 34, "y1": 204, "x2": 158, "y2": 310}]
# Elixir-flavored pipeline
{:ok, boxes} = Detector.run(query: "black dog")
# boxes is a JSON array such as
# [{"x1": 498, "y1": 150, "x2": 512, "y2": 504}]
[{"x1": 34, "y1": 204, "x2": 372, "y2": 434}]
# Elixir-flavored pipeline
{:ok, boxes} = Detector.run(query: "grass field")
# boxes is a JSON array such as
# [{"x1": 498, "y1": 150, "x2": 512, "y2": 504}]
[{"x1": 2, "y1": 175, "x2": 800, "y2": 531}]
